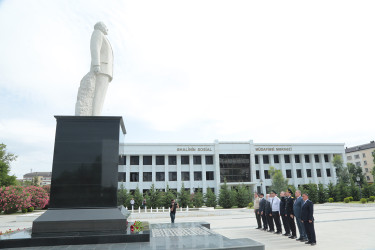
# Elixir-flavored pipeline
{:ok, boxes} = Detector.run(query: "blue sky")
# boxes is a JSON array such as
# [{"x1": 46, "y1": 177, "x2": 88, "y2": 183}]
[{"x1": 0, "y1": 0, "x2": 374, "y2": 178}]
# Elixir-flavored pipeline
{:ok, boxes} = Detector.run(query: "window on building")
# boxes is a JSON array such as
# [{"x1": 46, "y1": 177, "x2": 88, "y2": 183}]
[
  {"x1": 296, "y1": 169, "x2": 302, "y2": 178},
  {"x1": 354, "y1": 154, "x2": 360, "y2": 159},
  {"x1": 205, "y1": 155, "x2": 214, "y2": 164},
  {"x1": 365, "y1": 168, "x2": 369, "y2": 173},
  {"x1": 119, "y1": 155, "x2": 126, "y2": 165},
  {"x1": 367, "y1": 176, "x2": 370, "y2": 181},
  {"x1": 156, "y1": 172, "x2": 165, "y2": 181},
  {"x1": 274, "y1": 155, "x2": 279, "y2": 164},
  {"x1": 304, "y1": 155, "x2": 310, "y2": 163},
  {"x1": 143, "y1": 156, "x2": 152, "y2": 165},
  {"x1": 347, "y1": 156, "x2": 352, "y2": 161},
  {"x1": 286, "y1": 170, "x2": 292, "y2": 178},
  {"x1": 219, "y1": 154, "x2": 251, "y2": 182},
  {"x1": 169, "y1": 172, "x2": 177, "y2": 181},
  {"x1": 256, "y1": 170, "x2": 260, "y2": 179},
  {"x1": 264, "y1": 170, "x2": 270, "y2": 179},
  {"x1": 130, "y1": 172, "x2": 139, "y2": 182},
  {"x1": 355, "y1": 162, "x2": 361, "y2": 167},
  {"x1": 168, "y1": 156, "x2": 177, "y2": 165},
  {"x1": 314, "y1": 154, "x2": 320, "y2": 163},
  {"x1": 193, "y1": 155, "x2": 202, "y2": 165},
  {"x1": 156, "y1": 156, "x2": 165, "y2": 165},
  {"x1": 143, "y1": 172, "x2": 152, "y2": 182},
  {"x1": 316, "y1": 169, "x2": 322, "y2": 177},
  {"x1": 295, "y1": 155, "x2": 300, "y2": 163},
  {"x1": 324, "y1": 154, "x2": 329, "y2": 163},
  {"x1": 118, "y1": 172, "x2": 126, "y2": 182},
  {"x1": 263, "y1": 155, "x2": 269, "y2": 164},
  {"x1": 362, "y1": 153, "x2": 366, "y2": 158},
  {"x1": 194, "y1": 171, "x2": 202, "y2": 181},
  {"x1": 364, "y1": 160, "x2": 367, "y2": 165},
  {"x1": 306, "y1": 169, "x2": 312, "y2": 178},
  {"x1": 206, "y1": 171, "x2": 214, "y2": 180},
  {"x1": 130, "y1": 156, "x2": 139, "y2": 165},
  {"x1": 181, "y1": 171, "x2": 190, "y2": 181},
  {"x1": 181, "y1": 156, "x2": 189, "y2": 165},
  {"x1": 255, "y1": 155, "x2": 259, "y2": 164},
  {"x1": 284, "y1": 155, "x2": 291, "y2": 164},
  {"x1": 326, "y1": 169, "x2": 331, "y2": 177}
]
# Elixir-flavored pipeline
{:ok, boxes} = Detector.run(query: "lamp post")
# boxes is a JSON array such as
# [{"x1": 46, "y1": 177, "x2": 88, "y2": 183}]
[{"x1": 356, "y1": 176, "x2": 362, "y2": 200}]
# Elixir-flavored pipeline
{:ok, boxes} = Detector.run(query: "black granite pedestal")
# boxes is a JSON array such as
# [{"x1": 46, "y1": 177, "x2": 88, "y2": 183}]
[{"x1": 0, "y1": 116, "x2": 149, "y2": 248}]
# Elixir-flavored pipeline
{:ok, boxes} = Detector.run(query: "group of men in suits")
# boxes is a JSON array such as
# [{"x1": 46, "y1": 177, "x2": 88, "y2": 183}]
[{"x1": 254, "y1": 189, "x2": 316, "y2": 246}]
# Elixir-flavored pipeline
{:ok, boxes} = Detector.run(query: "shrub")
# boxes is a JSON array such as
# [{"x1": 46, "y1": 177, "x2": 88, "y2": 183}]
[
  {"x1": 0, "y1": 186, "x2": 31, "y2": 214},
  {"x1": 248, "y1": 202, "x2": 254, "y2": 208},
  {"x1": 26, "y1": 186, "x2": 49, "y2": 209},
  {"x1": 366, "y1": 198, "x2": 370, "y2": 202},
  {"x1": 204, "y1": 188, "x2": 217, "y2": 208},
  {"x1": 344, "y1": 197, "x2": 350, "y2": 203},
  {"x1": 360, "y1": 198, "x2": 367, "y2": 204},
  {"x1": 22, "y1": 208, "x2": 28, "y2": 213},
  {"x1": 369, "y1": 196, "x2": 375, "y2": 202},
  {"x1": 347, "y1": 196, "x2": 353, "y2": 202},
  {"x1": 28, "y1": 206, "x2": 34, "y2": 212},
  {"x1": 328, "y1": 198, "x2": 334, "y2": 203}
]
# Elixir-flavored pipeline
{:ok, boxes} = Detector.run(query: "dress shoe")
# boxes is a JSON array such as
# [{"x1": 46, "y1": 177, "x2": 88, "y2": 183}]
[
  {"x1": 274, "y1": 231, "x2": 282, "y2": 234},
  {"x1": 268, "y1": 230, "x2": 274, "y2": 233},
  {"x1": 296, "y1": 238, "x2": 304, "y2": 241},
  {"x1": 282, "y1": 233, "x2": 290, "y2": 236},
  {"x1": 305, "y1": 241, "x2": 312, "y2": 244},
  {"x1": 289, "y1": 236, "x2": 297, "y2": 239},
  {"x1": 311, "y1": 242, "x2": 316, "y2": 246},
  {"x1": 262, "y1": 228, "x2": 267, "y2": 231},
  {"x1": 255, "y1": 227, "x2": 262, "y2": 229}
]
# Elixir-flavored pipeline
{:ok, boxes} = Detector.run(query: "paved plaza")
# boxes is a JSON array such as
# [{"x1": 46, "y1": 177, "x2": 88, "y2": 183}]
[{"x1": 1, "y1": 204, "x2": 375, "y2": 250}]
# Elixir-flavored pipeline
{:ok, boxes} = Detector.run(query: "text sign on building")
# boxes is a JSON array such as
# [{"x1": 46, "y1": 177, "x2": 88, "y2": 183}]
[
  {"x1": 255, "y1": 146, "x2": 293, "y2": 152},
  {"x1": 177, "y1": 146, "x2": 213, "y2": 152}
]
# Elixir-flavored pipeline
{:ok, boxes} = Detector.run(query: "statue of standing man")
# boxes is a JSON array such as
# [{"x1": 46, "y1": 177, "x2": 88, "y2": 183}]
[{"x1": 75, "y1": 21, "x2": 113, "y2": 116}]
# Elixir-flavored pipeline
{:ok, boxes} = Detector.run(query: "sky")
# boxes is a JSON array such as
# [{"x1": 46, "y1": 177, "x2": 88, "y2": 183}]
[{"x1": 0, "y1": 0, "x2": 374, "y2": 178}]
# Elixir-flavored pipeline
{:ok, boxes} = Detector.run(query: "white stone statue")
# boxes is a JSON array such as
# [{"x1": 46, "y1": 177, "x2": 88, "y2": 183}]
[{"x1": 75, "y1": 22, "x2": 113, "y2": 116}]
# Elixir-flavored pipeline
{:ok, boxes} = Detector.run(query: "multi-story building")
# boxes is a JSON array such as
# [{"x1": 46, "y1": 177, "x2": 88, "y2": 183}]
[
  {"x1": 23, "y1": 172, "x2": 52, "y2": 186},
  {"x1": 345, "y1": 141, "x2": 375, "y2": 183},
  {"x1": 118, "y1": 140, "x2": 344, "y2": 195}
]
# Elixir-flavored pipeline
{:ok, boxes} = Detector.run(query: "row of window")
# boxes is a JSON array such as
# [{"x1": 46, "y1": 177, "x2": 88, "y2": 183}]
[
  {"x1": 119, "y1": 155, "x2": 214, "y2": 166},
  {"x1": 118, "y1": 171, "x2": 215, "y2": 182},
  {"x1": 126, "y1": 188, "x2": 216, "y2": 195},
  {"x1": 354, "y1": 161, "x2": 368, "y2": 167},
  {"x1": 256, "y1": 168, "x2": 332, "y2": 179},
  {"x1": 347, "y1": 153, "x2": 367, "y2": 161},
  {"x1": 255, "y1": 154, "x2": 330, "y2": 164}
]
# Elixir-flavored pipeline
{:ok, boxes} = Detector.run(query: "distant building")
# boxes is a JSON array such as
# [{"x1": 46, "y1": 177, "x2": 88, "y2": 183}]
[
  {"x1": 23, "y1": 172, "x2": 52, "y2": 186},
  {"x1": 345, "y1": 141, "x2": 375, "y2": 183}
]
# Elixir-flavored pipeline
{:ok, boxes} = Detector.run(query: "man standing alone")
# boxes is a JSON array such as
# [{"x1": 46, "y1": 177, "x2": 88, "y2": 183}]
[
  {"x1": 294, "y1": 190, "x2": 307, "y2": 242},
  {"x1": 270, "y1": 191, "x2": 282, "y2": 234},
  {"x1": 170, "y1": 199, "x2": 179, "y2": 223},
  {"x1": 254, "y1": 193, "x2": 262, "y2": 229},
  {"x1": 301, "y1": 193, "x2": 316, "y2": 245}
]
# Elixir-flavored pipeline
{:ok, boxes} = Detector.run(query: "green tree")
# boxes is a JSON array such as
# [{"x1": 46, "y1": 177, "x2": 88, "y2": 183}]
[
  {"x1": 178, "y1": 183, "x2": 192, "y2": 207},
  {"x1": 235, "y1": 185, "x2": 251, "y2": 208},
  {"x1": 31, "y1": 176, "x2": 39, "y2": 186},
  {"x1": 327, "y1": 182, "x2": 337, "y2": 201},
  {"x1": 302, "y1": 184, "x2": 318, "y2": 203},
  {"x1": 133, "y1": 186, "x2": 144, "y2": 209},
  {"x1": 117, "y1": 184, "x2": 132, "y2": 208},
  {"x1": 193, "y1": 188, "x2": 204, "y2": 208},
  {"x1": 218, "y1": 180, "x2": 234, "y2": 208},
  {"x1": 147, "y1": 184, "x2": 161, "y2": 208},
  {"x1": 371, "y1": 150, "x2": 375, "y2": 180},
  {"x1": 163, "y1": 184, "x2": 176, "y2": 208},
  {"x1": 336, "y1": 182, "x2": 350, "y2": 201},
  {"x1": 362, "y1": 182, "x2": 375, "y2": 198},
  {"x1": 269, "y1": 166, "x2": 289, "y2": 194},
  {"x1": 317, "y1": 183, "x2": 327, "y2": 203},
  {"x1": 204, "y1": 188, "x2": 217, "y2": 207},
  {"x1": 0, "y1": 143, "x2": 18, "y2": 187},
  {"x1": 349, "y1": 180, "x2": 360, "y2": 201},
  {"x1": 333, "y1": 155, "x2": 350, "y2": 184},
  {"x1": 347, "y1": 163, "x2": 366, "y2": 186}
]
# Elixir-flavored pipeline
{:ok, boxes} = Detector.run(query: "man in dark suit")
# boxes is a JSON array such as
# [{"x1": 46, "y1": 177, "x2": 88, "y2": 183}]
[
  {"x1": 265, "y1": 194, "x2": 274, "y2": 232},
  {"x1": 259, "y1": 193, "x2": 268, "y2": 231},
  {"x1": 280, "y1": 191, "x2": 290, "y2": 236},
  {"x1": 294, "y1": 190, "x2": 307, "y2": 242},
  {"x1": 301, "y1": 193, "x2": 316, "y2": 245},
  {"x1": 285, "y1": 188, "x2": 297, "y2": 239}
]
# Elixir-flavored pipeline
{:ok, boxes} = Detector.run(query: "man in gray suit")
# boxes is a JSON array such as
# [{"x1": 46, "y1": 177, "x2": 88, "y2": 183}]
[{"x1": 293, "y1": 190, "x2": 307, "y2": 241}]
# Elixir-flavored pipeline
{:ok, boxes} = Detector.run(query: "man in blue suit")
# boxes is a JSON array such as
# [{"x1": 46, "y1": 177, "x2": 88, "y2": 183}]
[
  {"x1": 301, "y1": 193, "x2": 316, "y2": 246},
  {"x1": 259, "y1": 193, "x2": 268, "y2": 231},
  {"x1": 293, "y1": 190, "x2": 307, "y2": 242}
]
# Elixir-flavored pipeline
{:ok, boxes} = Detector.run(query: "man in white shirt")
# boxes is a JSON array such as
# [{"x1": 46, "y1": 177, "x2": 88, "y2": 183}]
[
  {"x1": 130, "y1": 198, "x2": 135, "y2": 210},
  {"x1": 270, "y1": 190, "x2": 282, "y2": 234}
]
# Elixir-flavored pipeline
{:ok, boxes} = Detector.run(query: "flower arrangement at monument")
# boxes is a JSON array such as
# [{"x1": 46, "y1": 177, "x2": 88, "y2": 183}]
[{"x1": 130, "y1": 221, "x2": 143, "y2": 233}]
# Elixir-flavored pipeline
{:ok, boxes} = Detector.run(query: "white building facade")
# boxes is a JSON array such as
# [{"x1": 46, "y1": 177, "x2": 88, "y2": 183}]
[{"x1": 118, "y1": 140, "x2": 345, "y2": 195}]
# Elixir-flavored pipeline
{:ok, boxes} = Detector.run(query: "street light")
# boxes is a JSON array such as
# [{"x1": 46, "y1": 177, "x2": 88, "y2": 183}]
[{"x1": 356, "y1": 175, "x2": 362, "y2": 199}]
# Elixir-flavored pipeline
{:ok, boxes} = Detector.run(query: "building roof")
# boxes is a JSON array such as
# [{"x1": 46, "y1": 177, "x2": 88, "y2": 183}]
[
  {"x1": 23, "y1": 172, "x2": 52, "y2": 178},
  {"x1": 345, "y1": 141, "x2": 375, "y2": 153}
]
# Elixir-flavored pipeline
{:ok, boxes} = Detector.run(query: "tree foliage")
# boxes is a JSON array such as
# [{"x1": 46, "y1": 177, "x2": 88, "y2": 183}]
[
  {"x1": 269, "y1": 166, "x2": 289, "y2": 194},
  {"x1": 333, "y1": 155, "x2": 350, "y2": 184},
  {"x1": 218, "y1": 180, "x2": 234, "y2": 208},
  {"x1": 178, "y1": 183, "x2": 192, "y2": 207},
  {"x1": 235, "y1": 185, "x2": 251, "y2": 208},
  {"x1": 163, "y1": 184, "x2": 176, "y2": 208},
  {"x1": 193, "y1": 188, "x2": 204, "y2": 208},
  {"x1": 204, "y1": 188, "x2": 217, "y2": 207},
  {"x1": 117, "y1": 184, "x2": 132, "y2": 208},
  {"x1": 347, "y1": 163, "x2": 366, "y2": 186},
  {"x1": 147, "y1": 184, "x2": 161, "y2": 208},
  {"x1": 133, "y1": 186, "x2": 144, "y2": 209},
  {"x1": 0, "y1": 143, "x2": 18, "y2": 187}
]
